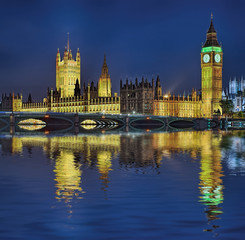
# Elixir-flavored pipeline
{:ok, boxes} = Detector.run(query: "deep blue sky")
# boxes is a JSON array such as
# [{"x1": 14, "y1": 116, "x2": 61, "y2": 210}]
[{"x1": 0, "y1": 0, "x2": 244, "y2": 101}]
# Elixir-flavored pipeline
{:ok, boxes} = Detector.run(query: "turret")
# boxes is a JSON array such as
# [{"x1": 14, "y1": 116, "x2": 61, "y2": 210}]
[
  {"x1": 56, "y1": 48, "x2": 60, "y2": 63},
  {"x1": 68, "y1": 49, "x2": 72, "y2": 60},
  {"x1": 74, "y1": 79, "x2": 81, "y2": 98},
  {"x1": 64, "y1": 47, "x2": 68, "y2": 60},
  {"x1": 76, "y1": 48, "x2": 80, "y2": 65},
  {"x1": 142, "y1": 77, "x2": 144, "y2": 89},
  {"x1": 155, "y1": 76, "x2": 162, "y2": 99},
  {"x1": 56, "y1": 33, "x2": 81, "y2": 98},
  {"x1": 56, "y1": 49, "x2": 61, "y2": 90}
]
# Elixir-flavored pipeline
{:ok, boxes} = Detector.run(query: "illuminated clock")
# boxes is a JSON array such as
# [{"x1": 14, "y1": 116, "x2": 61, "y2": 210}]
[
  {"x1": 215, "y1": 54, "x2": 221, "y2": 63},
  {"x1": 203, "y1": 54, "x2": 210, "y2": 63}
]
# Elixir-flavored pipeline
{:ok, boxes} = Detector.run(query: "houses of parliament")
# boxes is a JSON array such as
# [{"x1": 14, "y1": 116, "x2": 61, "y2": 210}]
[{"x1": 0, "y1": 16, "x2": 223, "y2": 118}]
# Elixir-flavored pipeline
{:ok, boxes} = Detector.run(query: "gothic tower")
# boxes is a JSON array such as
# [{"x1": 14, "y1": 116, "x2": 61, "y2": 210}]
[
  {"x1": 155, "y1": 76, "x2": 162, "y2": 99},
  {"x1": 201, "y1": 14, "x2": 223, "y2": 118},
  {"x1": 98, "y1": 54, "x2": 111, "y2": 97},
  {"x1": 56, "y1": 33, "x2": 81, "y2": 98}
]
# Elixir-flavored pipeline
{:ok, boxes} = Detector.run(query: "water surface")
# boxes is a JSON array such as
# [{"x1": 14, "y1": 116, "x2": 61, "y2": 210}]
[{"x1": 0, "y1": 130, "x2": 245, "y2": 239}]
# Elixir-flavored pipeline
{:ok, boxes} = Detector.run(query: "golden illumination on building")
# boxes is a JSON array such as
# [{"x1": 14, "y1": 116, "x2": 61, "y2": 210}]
[
  {"x1": 56, "y1": 34, "x2": 80, "y2": 98},
  {"x1": 98, "y1": 54, "x2": 111, "y2": 98},
  {"x1": 201, "y1": 15, "x2": 223, "y2": 118},
  {"x1": 12, "y1": 93, "x2": 23, "y2": 112},
  {"x1": 2, "y1": 17, "x2": 223, "y2": 118},
  {"x1": 153, "y1": 90, "x2": 202, "y2": 118}
]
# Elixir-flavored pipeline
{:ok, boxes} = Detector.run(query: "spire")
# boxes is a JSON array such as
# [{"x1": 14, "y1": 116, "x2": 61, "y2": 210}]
[
  {"x1": 67, "y1": 32, "x2": 70, "y2": 51},
  {"x1": 103, "y1": 53, "x2": 107, "y2": 67},
  {"x1": 207, "y1": 13, "x2": 216, "y2": 34},
  {"x1": 203, "y1": 14, "x2": 220, "y2": 47},
  {"x1": 101, "y1": 54, "x2": 109, "y2": 77}
]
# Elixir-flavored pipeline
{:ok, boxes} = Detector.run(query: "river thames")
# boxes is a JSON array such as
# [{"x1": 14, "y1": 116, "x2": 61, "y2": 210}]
[{"x1": 0, "y1": 130, "x2": 245, "y2": 239}]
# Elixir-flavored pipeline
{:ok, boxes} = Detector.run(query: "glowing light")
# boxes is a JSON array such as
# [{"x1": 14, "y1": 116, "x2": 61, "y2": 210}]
[
  {"x1": 81, "y1": 125, "x2": 96, "y2": 130},
  {"x1": 54, "y1": 151, "x2": 83, "y2": 202},
  {"x1": 18, "y1": 118, "x2": 46, "y2": 125},
  {"x1": 81, "y1": 119, "x2": 97, "y2": 125},
  {"x1": 97, "y1": 151, "x2": 112, "y2": 191},
  {"x1": 44, "y1": 114, "x2": 50, "y2": 118},
  {"x1": 164, "y1": 94, "x2": 168, "y2": 98},
  {"x1": 18, "y1": 125, "x2": 45, "y2": 131},
  {"x1": 146, "y1": 117, "x2": 150, "y2": 120},
  {"x1": 201, "y1": 46, "x2": 222, "y2": 53},
  {"x1": 198, "y1": 132, "x2": 223, "y2": 227}
]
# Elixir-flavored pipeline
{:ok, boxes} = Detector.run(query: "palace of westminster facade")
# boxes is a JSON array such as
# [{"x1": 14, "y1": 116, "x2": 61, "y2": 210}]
[{"x1": 1, "y1": 16, "x2": 223, "y2": 118}]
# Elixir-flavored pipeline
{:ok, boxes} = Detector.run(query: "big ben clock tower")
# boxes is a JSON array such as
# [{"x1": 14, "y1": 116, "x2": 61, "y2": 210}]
[{"x1": 201, "y1": 14, "x2": 223, "y2": 118}]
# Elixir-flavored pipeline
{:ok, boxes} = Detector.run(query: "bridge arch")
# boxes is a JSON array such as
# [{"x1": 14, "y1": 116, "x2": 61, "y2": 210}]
[
  {"x1": 129, "y1": 117, "x2": 165, "y2": 129},
  {"x1": 0, "y1": 118, "x2": 9, "y2": 131},
  {"x1": 169, "y1": 119, "x2": 194, "y2": 129},
  {"x1": 15, "y1": 114, "x2": 74, "y2": 127}
]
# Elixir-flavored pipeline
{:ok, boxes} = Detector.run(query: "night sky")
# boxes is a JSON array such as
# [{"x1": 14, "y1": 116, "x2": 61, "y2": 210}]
[{"x1": 0, "y1": 0, "x2": 244, "y2": 101}]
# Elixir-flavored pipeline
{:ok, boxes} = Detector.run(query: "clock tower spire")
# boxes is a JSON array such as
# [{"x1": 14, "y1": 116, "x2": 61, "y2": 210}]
[{"x1": 201, "y1": 14, "x2": 223, "y2": 118}]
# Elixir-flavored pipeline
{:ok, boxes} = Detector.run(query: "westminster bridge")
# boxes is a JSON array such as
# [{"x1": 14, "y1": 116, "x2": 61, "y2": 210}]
[{"x1": 0, "y1": 112, "x2": 221, "y2": 134}]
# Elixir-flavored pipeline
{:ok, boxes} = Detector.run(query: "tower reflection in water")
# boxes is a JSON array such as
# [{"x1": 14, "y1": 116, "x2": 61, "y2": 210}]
[
  {"x1": 199, "y1": 133, "x2": 223, "y2": 233},
  {"x1": 1, "y1": 130, "x2": 224, "y2": 229},
  {"x1": 53, "y1": 151, "x2": 83, "y2": 202}
]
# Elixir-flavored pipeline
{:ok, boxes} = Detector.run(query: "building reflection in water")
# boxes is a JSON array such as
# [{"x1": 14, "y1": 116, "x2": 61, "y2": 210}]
[
  {"x1": 1, "y1": 135, "x2": 120, "y2": 201},
  {"x1": 199, "y1": 132, "x2": 223, "y2": 233},
  {"x1": 97, "y1": 151, "x2": 112, "y2": 191},
  {"x1": 53, "y1": 150, "x2": 83, "y2": 202},
  {"x1": 0, "y1": 130, "x2": 227, "y2": 229}
]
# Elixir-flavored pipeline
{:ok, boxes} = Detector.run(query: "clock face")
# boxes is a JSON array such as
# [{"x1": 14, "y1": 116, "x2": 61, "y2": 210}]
[
  {"x1": 215, "y1": 54, "x2": 221, "y2": 63},
  {"x1": 203, "y1": 54, "x2": 210, "y2": 63}
]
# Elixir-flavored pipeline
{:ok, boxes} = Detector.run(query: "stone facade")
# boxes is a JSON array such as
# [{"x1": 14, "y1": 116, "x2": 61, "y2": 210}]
[
  {"x1": 120, "y1": 76, "x2": 202, "y2": 117},
  {"x1": 120, "y1": 77, "x2": 154, "y2": 114}
]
